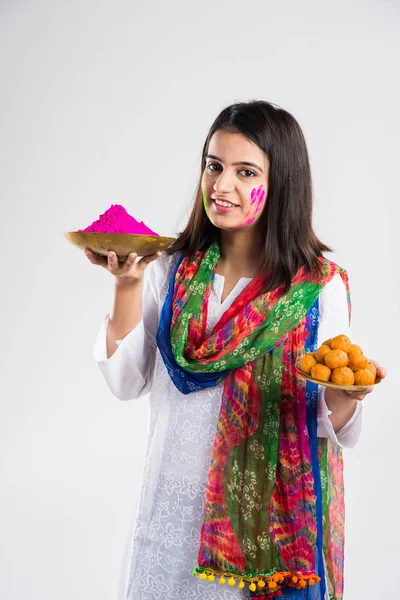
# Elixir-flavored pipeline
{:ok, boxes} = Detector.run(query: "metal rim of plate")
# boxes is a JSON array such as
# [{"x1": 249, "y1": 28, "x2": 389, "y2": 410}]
[
  {"x1": 64, "y1": 231, "x2": 176, "y2": 258},
  {"x1": 295, "y1": 362, "x2": 381, "y2": 392}
]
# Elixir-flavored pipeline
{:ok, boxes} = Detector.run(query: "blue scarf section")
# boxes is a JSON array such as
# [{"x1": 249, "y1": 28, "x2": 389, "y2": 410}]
[{"x1": 156, "y1": 251, "x2": 228, "y2": 394}]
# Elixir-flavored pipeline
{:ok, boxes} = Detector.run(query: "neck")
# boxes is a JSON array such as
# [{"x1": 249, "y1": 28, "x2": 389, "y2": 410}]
[{"x1": 217, "y1": 228, "x2": 264, "y2": 275}]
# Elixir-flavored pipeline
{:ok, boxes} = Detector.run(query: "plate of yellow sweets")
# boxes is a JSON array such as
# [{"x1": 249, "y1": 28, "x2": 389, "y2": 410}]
[{"x1": 296, "y1": 334, "x2": 381, "y2": 392}]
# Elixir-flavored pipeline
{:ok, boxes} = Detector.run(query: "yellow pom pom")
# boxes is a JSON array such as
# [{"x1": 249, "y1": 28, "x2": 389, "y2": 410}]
[
  {"x1": 219, "y1": 577, "x2": 226, "y2": 585},
  {"x1": 258, "y1": 579, "x2": 266, "y2": 588},
  {"x1": 228, "y1": 577, "x2": 236, "y2": 587},
  {"x1": 238, "y1": 580, "x2": 245, "y2": 589},
  {"x1": 207, "y1": 574, "x2": 215, "y2": 582},
  {"x1": 249, "y1": 583, "x2": 257, "y2": 592},
  {"x1": 199, "y1": 573, "x2": 207, "y2": 580}
]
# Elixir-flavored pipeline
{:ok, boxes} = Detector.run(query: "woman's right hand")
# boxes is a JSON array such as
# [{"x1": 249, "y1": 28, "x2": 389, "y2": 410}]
[{"x1": 84, "y1": 248, "x2": 161, "y2": 287}]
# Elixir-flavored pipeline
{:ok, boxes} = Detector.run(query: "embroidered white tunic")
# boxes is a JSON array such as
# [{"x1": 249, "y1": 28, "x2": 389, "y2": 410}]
[{"x1": 93, "y1": 252, "x2": 362, "y2": 600}]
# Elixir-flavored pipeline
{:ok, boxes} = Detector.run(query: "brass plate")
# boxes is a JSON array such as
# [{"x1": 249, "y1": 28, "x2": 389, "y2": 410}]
[
  {"x1": 295, "y1": 352, "x2": 381, "y2": 392},
  {"x1": 64, "y1": 231, "x2": 176, "y2": 258}
]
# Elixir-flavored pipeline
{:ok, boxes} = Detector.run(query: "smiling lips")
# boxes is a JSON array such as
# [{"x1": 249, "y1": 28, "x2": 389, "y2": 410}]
[
  {"x1": 213, "y1": 201, "x2": 237, "y2": 212},
  {"x1": 213, "y1": 198, "x2": 239, "y2": 209}
]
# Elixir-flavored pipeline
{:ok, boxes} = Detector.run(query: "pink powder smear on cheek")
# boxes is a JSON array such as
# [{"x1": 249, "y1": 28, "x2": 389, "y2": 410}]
[
  {"x1": 253, "y1": 188, "x2": 265, "y2": 213},
  {"x1": 78, "y1": 204, "x2": 159, "y2": 236},
  {"x1": 243, "y1": 186, "x2": 265, "y2": 225},
  {"x1": 244, "y1": 188, "x2": 258, "y2": 220}
]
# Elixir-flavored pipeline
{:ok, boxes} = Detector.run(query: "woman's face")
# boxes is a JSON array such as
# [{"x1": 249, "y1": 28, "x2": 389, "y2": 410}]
[{"x1": 201, "y1": 130, "x2": 269, "y2": 231}]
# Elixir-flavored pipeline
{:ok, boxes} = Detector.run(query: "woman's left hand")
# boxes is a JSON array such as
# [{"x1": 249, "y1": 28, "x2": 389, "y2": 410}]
[
  {"x1": 339, "y1": 359, "x2": 387, "y2": 401},
  {"x1": 324, "y1": 360, "x2": 386, "y2": 432}
]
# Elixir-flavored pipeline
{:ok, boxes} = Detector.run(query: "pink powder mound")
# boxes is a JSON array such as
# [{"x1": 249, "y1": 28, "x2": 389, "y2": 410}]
[{"x1": 78, "y1": 204, "x2": 159, "y2": 236}]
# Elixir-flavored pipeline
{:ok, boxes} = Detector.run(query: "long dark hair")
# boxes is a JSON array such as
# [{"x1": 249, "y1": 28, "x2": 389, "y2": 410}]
[{"x1": 165, "y1": 100, "x2": 332, "y2": 292}]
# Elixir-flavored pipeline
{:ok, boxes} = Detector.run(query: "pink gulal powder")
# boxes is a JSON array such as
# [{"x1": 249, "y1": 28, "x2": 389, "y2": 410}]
[{"x1": 79, "y1": 204, "x2": 159, "y2": 236}]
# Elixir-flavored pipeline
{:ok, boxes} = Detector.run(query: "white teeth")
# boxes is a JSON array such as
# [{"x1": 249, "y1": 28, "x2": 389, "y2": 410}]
[{"x1": 215, "y1": 199, "x2": 236, "y2": 208}]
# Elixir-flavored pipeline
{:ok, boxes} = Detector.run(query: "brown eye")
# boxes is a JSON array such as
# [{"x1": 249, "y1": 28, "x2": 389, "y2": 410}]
[{"x1": 239, "y1": 169, "x2": 256, "y2": 178}]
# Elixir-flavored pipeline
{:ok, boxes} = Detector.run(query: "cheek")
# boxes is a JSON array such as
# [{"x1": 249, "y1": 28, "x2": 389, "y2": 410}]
[
  {"x1": 241, "y1": 185, "x2": 266, "y2": 225},
  {"x1": 202, "y1": 187, "x2": 211, "y2": 220}
]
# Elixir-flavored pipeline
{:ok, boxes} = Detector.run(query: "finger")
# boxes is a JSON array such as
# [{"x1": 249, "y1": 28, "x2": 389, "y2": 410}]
[
  {"x1": 345, "y1": 387, "x2": 374, "y2": 400},
  {"x1": 84, "y1": 248, "x2": 94, "y2": 260},
  {"x1": 85, "y1": 248, "x2": 107, "y2": 266},
  {"x1": 369, "y1": 359, "x2": 387, "y2": 379},
  {"x1": 138, "y1": 251, "x2": 162, "y2": 266},
  {"x1": 122, "y1": 252, "x2": 137, "y2": 268},
  {"x1": 107, "y1": 251, "x2": 119, "y2": 271}
]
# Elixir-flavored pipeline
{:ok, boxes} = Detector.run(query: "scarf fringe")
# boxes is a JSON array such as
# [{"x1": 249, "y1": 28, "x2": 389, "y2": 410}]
[{"x1": 193, "y1": 566, "x2": 321, "y2": 595}]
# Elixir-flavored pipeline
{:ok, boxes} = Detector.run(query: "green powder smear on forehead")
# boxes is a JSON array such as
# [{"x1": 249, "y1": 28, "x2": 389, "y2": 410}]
[{"x1": 79, "y1": 204, "x2": 159, "y2": 235}]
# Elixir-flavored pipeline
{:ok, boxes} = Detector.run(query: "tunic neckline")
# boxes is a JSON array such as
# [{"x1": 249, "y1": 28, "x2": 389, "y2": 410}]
[{"x1": 213, "y1": 272, "x2": 254, "y2": 306}]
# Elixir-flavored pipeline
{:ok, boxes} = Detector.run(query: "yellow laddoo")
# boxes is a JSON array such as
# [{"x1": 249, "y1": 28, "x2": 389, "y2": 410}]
[
  {"x1": 348, "y1": 343, "x2": 362, "y2": 354},
  {"x1": 322, "y1": 338, "x2": 333, "y2": 348},
  {"x1": 331, "y1": 367, "x2": 355, "y2": 386},
  {"x1": 298, "y1": 353, "x2": 317, "y2": 375},
  {"x1": 325, "y1": 349, "x2": 349, "y2": 369},
  {"x1": 331, "y1": 334, "x2": 352, "y2": 353},
  {"x1": 354, "y1": 368, "x2": 376, "y2": 386},
  {"x1": 315, "y1": 345, "x2": 331, "y2": 364},
  {"x1": 311, "y1": 364, "x2": 331, "y2": 382},
  {"x1": 347, "y1": 345, "x2": 368, "y2": 371},
  {"x1": 309, "y1": 334, "x2": 378, "y2": 387}
]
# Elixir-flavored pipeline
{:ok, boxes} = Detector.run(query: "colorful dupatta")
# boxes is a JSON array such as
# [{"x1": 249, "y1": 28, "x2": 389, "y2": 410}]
[{"x1": 156, "y1": 242, "x2": 351, "y2": 600}]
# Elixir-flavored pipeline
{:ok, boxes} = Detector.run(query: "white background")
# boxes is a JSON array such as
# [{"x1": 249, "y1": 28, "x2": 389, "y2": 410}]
[{"x1": 1, "y1": 1, "x2": 399, "y2": 598}]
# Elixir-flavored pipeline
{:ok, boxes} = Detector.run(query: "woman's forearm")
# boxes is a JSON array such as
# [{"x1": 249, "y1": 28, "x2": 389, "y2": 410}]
[
  {"x1": 106, "y1": 280, "x2": 144, "y2": 358},
  {"x1": 324, "y1": 387, "x2": 358, "y2": 433}
]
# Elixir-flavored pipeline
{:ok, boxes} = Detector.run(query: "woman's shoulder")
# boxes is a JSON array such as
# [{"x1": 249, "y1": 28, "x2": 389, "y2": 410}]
[
  {"x1": 318, "y1": 273, "x2": 351, "y2": 333},
  {"x1": 320, "y1": 271, "x2": 348, "y2": 301},
  {"x1": 318, "y1": 261, "x2": 351, "y2": 328},
  {"x1": 315, "y1": 254, "x2": 349, "y2": 308},
  {"x1": 321, "y1": 255, "x2": 349, "y2": 278},
  {"x1": 320, "y1": 253, "x2": 349, "y2": 291}
]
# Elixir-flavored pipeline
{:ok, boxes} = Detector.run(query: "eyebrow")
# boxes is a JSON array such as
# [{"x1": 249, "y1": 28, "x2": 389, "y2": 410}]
[{"x1": 205, "y1": 154, "x2": 264, "y2": 174}]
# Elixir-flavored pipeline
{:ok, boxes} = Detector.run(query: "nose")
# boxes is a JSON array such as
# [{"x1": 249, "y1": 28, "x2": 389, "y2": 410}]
[{"x1": 213, "y1": 169, "x2": 235, "y2": 194}]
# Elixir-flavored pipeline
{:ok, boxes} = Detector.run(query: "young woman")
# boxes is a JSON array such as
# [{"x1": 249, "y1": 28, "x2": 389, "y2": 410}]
[{"x1": 85, "y1": 100, "x2": 386, "y2": 600}]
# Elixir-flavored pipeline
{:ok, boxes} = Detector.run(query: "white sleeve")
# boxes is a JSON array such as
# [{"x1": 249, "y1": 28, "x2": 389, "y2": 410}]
[
  {"x1": 93, "y1": 257, "x2": 162, "y2": 401},
  {"x1": 316, "y1": 272, "x2": 363, "y2": 449}
]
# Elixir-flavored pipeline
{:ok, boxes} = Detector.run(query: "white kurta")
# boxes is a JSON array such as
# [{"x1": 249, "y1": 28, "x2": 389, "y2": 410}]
[{"x1": 94, "y1": 252, "x2": 362, "y2": 600}]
